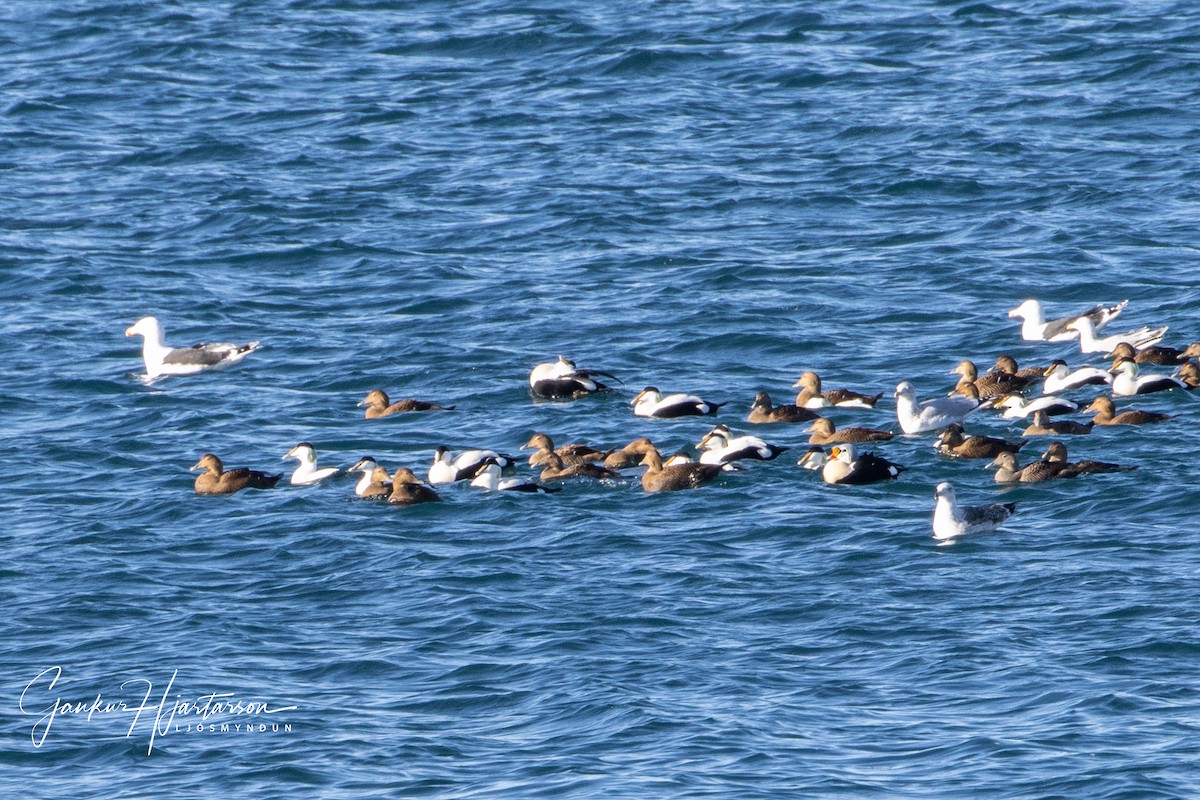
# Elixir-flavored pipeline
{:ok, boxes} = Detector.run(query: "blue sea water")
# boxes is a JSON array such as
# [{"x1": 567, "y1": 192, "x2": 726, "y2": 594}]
[{"x1": 3, "y1": 1, "x2": 1200, "y2": 796}]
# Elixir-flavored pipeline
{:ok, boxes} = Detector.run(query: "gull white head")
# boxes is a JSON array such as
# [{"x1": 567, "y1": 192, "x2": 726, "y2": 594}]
[
  {"x1": 124, "y1": 316, "x2": 164, "y2": 341},
  {"x1": 1007, "y1": 299, "x2": 1042, "y2": 320}
]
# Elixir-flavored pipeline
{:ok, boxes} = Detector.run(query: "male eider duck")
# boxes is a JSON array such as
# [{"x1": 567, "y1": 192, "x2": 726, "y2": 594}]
[
  {"x1": 428, "y1": 446, "x2": 519, "y2": 484},
  {"x1": 1070, "y1": 317, "x2": 1167, "y2": 354},
  {"x1": 538, "y1": 453, "x2": 621, "y2": 482},
  {"x1": 1109, "y1": 341, "x2": 1200, "y2": 366},
  {"x1": 797, "y1": 446, "x2": 828, "y2": 470},
  {"x1": 471, "y1": 462, "x2": 560, "y2": 493},
  {"x1": 934, "y1": 424, "x2": 1025, "y2": 459},
  {"x1": 792, "y1": 372, "x2": 882, "y2": 409},
  {"x1": 1110, "y1": 357, "x2": 1187, "y2": 396},
  {"x1": 1041, "y1": 441, "x2": 1135, "y2": 477},
  {"x1": 126, "y1": 316, "x2": 259, "y2": 380},
  {"x1": 347, "y1": 457, "x2": 389, "y2": 497},
  {"x1": 1041, "y1": 359, "x2": 1111, "y2": 394},
  {"x1": 819, "y1": 443, "x2": 905, "y2": 485},
  {"x1": 1085, "y1": 396, "x2": 1171, "y2": 426},
  {"x1": 282, "y1": 442, "x2": 340, "y2": 485},
  {"x1": 805, "y1": 417, "x2": 893, "y2": 445},
  {"x1": 529, "y1": 356, "x2": 617, "y2": 399},
  {"x1": 638, "y1": 447, "x2": 723, "y2": 492},
  {"x1": 1023, "y1": 410, "x2": 1093, "y2": 436},
  {"x1": 602, "y1": 437, "x2": 657, "y2": 469},
  {"x1": 1007, "y1": 299, "x2": 1128, "y2": 342},
  {"x1": 190, "y1": 453, "x2": 282, "y2": 495},
  {"x1": 358, "y1": 389, "x2": 454, "y2": 418},
  {"x1": 995, "y1": 393, "x2": 1078, "y2": 419},
  {"x1": 932, "y1": 482, "x2": 1016, "y2": 542},
  {"x1": 522, "y1": 433, "x2": 608, "y2": 467},
  {"x1": 986, "y1": 451, "x2": 1074, "y2": 484},
  {"x1": 747, "y1": 391, "x2": 819, "y2": 423},
  {"x1": 388, "y1": 468, "x2": 441, "y2": 506},
  {"x1": 894, "y1": 381, "x2": 980, "y2": 434},
  {"x1": 696, "y1": 424, "x2": 786, "y2": 465},
  {"x1": 632, "y1": 387, "x2": 724, "y2": 418}
]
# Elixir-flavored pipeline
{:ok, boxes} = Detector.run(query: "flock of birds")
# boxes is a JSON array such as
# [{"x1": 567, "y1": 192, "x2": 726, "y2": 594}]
[{"x1": 125, "y1": 297, "x2": 1198, "y2": 543}]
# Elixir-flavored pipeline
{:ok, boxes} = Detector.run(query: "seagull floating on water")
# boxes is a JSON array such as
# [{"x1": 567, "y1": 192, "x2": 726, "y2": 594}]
[
  {"x1": 932, "y1": 482, "x2": 1016, "y2": 542},
  {"x1": 1069, "y1": 317, "x2": 1167, "y2": 354},
  {"x1": 125, "y1": 316, "x2": 259, "y2": 380},
  {"x1": 894, "y1": 381, "x2": 979, "y2": 434},
  {"x1": 1007, "y1": 299, "x2": 1128, "y2": 342}
]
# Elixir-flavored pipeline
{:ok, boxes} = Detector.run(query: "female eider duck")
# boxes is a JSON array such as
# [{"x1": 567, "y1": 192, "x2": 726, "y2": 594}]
[
  {"x1": 428, "y1": 446, "x2": 519, "y2": 484},
  {"x1": 1110, "y1": 357, "x2": 1187, "y2": 396},
  {"x1": 388, "y1": 468, "x2": 441, "y2": 506},
  {"x1": 1109, "y1": 340, "x2": 1200, "y2": 366},
  {"x1": 792, "y1": 372, "x2": 882, "y2": 409},
  {"x1": 602, "y1": 437, "x2": 657, "y2": 470},
  {"x1": 538, "y1": 453, "x2": 621, "y2": 482},
  {"x1": 934, "y1": 424, "x2": 1025, "y2": 459},
  {"x1": 951, "y1": 360, "x2": 1031, "y2": 399},
  {"x1": 818, "y1": 443, "x2": 905, "y2": 485},
  {"x1": 632, "y1": 387, "x2": 724, "y2": 418},
  {"x1": 1023, "y1": 410, "x2": 1093, "y2": 436},
  {"x1": 1041, "y1": 441, "x2": 1135, "y2": 477},
  {"x1": 1085, "y1": 396, "x2": 1171, "y2": 426},
  {"x1": 805, "y1": 417, "x2": 893, "y2": 445},
  {"x1": 1174, "y1": 362, "x2": 1200, "y2": 389},
  {"x1": 894, "y1": 381, "x2": 980, "y2": 434},
  {"x1": 529, "y1": 356, "x2": 617, "y2": 399},
  {"x1": 638, "y1": 447, "x2": 723, "y2": 492},
  {"x1": 696, "y1": 424, "x2": 787, "y2": 465},
  {"x1": 347, "y1": 458, "x2": 392, "y2": 499},
  {"x1": 126, "y1": 316, "x2": 259, "y2": 380},
  {"x1": 932, "y1": 482, "x2": 1016, "y2": 542},
  {"x1": 522, "y1": 433, "x2": 608, "y2": 467},
  {"x1": 471, "y1": 462, "x2": 560, "y2": 493},
  {"x1": 1041, "y1": 359, "x2": 1111, "y2": 394},
  {"x1": 282, "y1": 442, "x2": 340, "y2": 485},
  {"x1": 990, "y1": 355, "x2": 1048, "y2": 382},
  {"x1": 995, "y1": 393, "x2": 1078, "y2": 419},
  {"x1": 358, "y1": 389, "x2": 454, "y2": 418},
  {"x1": 747, "y1": 391, "x2": 819, "y2": 423},
  {"x1": 190, "y1": 453, "x2": 282, "y2": 495},
  {"x1": 986, "y1": 451, "x2": 1074, "y2": 484},
  {"x1": 1007, "y1": 299, "x2": 1128, "y2": 342},
  {"x1": 1070, "y1": 317, "x2": 1167, "y2": 354}
]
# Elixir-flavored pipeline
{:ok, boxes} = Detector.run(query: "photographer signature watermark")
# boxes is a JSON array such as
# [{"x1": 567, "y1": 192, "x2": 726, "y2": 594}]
[{"x1": 20, "y1": 666, "x2": 297, "y2": 755}]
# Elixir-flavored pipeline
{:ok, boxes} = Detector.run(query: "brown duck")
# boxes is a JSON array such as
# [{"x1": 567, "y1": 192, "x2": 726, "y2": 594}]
[
  {"x1": 952, "y1": 360, "x2": 1030, "y2": 398},
  {"x1": 639, "y1": 447, "x2": 723, "y2": 492},
  {"x1": 1109, "y1": 341, "x2": 1200, "y2": 366},
  {"x1": 747, "y1": 391, "x2": 819, "y2": 423},
  {"x1": 935, "y1": 423, "x2": 1026, "y2": 459},
  {"x1": 1085, "y1": 396, "x2": 1171, "y2": 425},
  {"x1": 1041, "y1": 441, "x2": 1135, "y2": 476},
  {"x1": 191, "y1": 453, "x2": 282, "y2": 495},
  {"x1": 1023, "y1": 410, "x2": 1093, "y2": 436},
  {"x1": 522, "y1": 432, "x2": 609, "y2": 467},
  {"x1": 602, "y1": 437, "x2": 658, "y2": 469},
  {"x1": 360, "y1": 466, "x2": 393, "y2": 499},
  {"x1": 1176, "y1": 362, "x2": 1200, "y2": 389},
  {"x1": 805, "y1": 417, "x2": 893, "y2": 445},
  {"x1": 539, "y1": 453, "x2": 621, "y2": 482},
  {"x1": 358, "y1": 389, "x2": 454, "y2": 418},
  {"x1": 388, "y1": 468, "x2": 441, "y2": 506},
  {"x1": 987, "y1": 451, "x2": 1075, "y2": 483},
  {"x1": 792, "y1": 372, "x2": 882, "y2": 408},
  {"x1": 990, "y1": 355, "x2": 1048, "y2": 381}
]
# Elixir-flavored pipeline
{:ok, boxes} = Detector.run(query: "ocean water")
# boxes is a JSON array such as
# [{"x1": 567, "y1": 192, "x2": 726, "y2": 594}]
[{"x1": 3, "y1": 1, "x2": 1200, "y2": 796}]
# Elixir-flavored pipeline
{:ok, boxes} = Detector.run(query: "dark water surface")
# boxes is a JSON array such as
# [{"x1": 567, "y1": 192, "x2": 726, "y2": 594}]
[{"x1": 3, "y1": 1, "x2": 1200, "y2": 797}]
